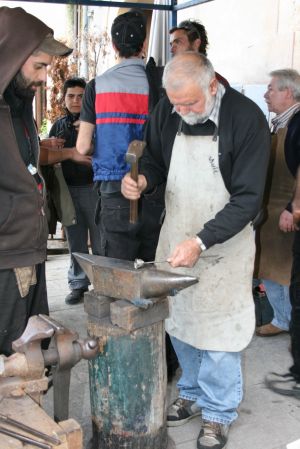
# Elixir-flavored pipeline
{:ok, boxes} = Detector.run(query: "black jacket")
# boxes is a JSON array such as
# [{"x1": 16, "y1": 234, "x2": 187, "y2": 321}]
[
  {"x1": 141, "y1": 87, "x2": 271, "y2": 249},
  {"x1": 282, "y1": 110, "x2": 300, "y2": 213},
  {"x1": 285, "y1": 110, "x2": 300, "y2": 178},
  {"x1": 49, "y1": 113, "x2": 93, "y2": 186},
  {"x1": 0, "y1": 7, "x2": 50, "y2": 269}
]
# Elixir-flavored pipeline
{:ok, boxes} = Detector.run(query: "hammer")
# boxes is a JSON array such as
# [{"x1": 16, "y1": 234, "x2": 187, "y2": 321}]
[{"x1": 125, "y1": 140, "x2": 146, "y2": 224}]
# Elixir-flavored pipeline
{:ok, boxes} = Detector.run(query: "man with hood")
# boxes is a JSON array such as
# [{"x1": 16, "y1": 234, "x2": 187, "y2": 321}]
[{"x1": 0, "y1": 6, "x2": 72, "y2": 356}]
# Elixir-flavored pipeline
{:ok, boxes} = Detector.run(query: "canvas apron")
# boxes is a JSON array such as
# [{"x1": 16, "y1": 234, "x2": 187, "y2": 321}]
[
  {"x1": 256, "y1": 128, "x2": 294, "y2": 285},
  {"x1": 156, "y1": 133, "x2": 255, "y2": 352}
]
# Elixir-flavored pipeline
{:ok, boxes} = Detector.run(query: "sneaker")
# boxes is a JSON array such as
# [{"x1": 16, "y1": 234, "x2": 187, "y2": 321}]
[
  {"x1": 197, "y1": 420, "x2": 229, "y2": 449},
  {"x1": 265, "y1": 372, "x2": 300, "y2": 398},
  {"x1": 65, "y1": 288, "x2": 87, "y2": 305},
  {"x1": 167, "y1": 398, "x2": 201, "y2": 427}
]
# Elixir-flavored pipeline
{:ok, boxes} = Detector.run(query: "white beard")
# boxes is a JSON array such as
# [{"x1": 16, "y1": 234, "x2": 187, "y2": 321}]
[{"x1": 179, "y1": 94, "x2": 216, "y2": 125}]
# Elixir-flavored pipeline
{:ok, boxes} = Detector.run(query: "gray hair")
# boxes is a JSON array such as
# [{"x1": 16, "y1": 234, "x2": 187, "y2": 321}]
[
  {"x1": 270, "y1": 69, "x2": 300, "y2": 101},
  {"x1": 162, "y1": 52, "x2": 215, "y2": 92}
]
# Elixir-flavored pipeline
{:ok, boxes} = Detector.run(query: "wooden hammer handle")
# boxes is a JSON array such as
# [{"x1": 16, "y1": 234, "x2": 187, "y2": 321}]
[{"x1": 130, "y1": 161, "x2": 138, "y2": 223}]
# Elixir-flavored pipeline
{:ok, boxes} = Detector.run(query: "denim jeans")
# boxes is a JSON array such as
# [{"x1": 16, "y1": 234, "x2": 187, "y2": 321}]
[
  {"x1": 66, "y1": 185, "x2": 101, "y2": 290},
  {"x1": 171, "y1": 336, "x2": 242, "y2": 425},
  {"x1": 262, "y1": 279, "x2": 291, "y2": 331}
]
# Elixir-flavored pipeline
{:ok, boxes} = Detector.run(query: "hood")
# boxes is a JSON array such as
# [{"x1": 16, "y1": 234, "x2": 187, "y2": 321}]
[{"x1": 0, "y1": 7, "x2": 52, "y2": 95}]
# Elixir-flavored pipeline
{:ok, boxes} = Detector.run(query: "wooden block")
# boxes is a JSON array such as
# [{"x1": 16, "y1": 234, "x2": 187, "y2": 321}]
[
  {"x1": 110, "y1": 297, "x2": 169, "y2": 331},
  {"x1": 58, "y1": 419, "x2": 82, "y2": 449},
  {"x1": 84, "y1": 291, "x2": 115, "y2": 319},
  {"x1": 0, "y1": 394, "x2": 70, "y2": 449}
]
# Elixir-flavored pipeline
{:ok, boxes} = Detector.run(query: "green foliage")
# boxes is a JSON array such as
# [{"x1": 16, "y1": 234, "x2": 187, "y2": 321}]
[{"x1": 39, "y1": 118, "x2": 48, "y2": 136}]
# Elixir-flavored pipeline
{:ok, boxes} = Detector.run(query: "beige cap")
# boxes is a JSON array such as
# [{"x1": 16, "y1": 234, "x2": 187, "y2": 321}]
[{"x1": 37, "y1": 33, "x2": 72, "y2": 57}]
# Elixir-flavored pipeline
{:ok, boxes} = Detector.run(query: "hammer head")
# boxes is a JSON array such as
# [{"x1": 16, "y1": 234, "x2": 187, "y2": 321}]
[{"x1": 125, "y1": 140, "x2": 146, "y2": 164}]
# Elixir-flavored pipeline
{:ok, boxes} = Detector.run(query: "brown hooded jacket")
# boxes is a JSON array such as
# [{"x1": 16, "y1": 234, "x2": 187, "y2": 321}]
[{"x1": 0, "y1": 7, "x2": 52, "y2": 269}]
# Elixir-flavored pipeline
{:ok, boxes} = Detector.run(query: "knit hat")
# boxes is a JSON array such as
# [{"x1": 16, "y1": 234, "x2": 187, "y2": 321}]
[{"x1": 111, "y1": 10, "x2": 146, "y2": 51}]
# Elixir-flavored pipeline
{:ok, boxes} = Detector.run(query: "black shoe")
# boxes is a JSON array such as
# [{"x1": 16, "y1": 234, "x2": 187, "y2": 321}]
[
  {"x1": 197, "y1": 420, "x2": 229, "y2": 449},
  {"x1": 65, "y1": 288, "x2": 87, "y2": 305},
  {"x1": 167, "y1": 398, "x2": 201, "y2": 427},
  {"x1": 265, "y1": 372, "x2": 300, "y2": 398}
]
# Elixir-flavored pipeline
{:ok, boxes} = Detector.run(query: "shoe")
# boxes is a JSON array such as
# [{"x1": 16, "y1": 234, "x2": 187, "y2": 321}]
[
  {"x1": 167, "y1": 398, "x2": 201, "y2": 427},
  {"x1": 265, "y1": 372, "x2": 300, "y2": 398},
  {"x1": 65, "y1": 288, "x2": 87, "y2": 305},
  {"x1": 255, "y1": 323, "x2": 287, "y2": 337},
  {"x1": 197, "y1": 420, "x2": 229, "y2": 449}
]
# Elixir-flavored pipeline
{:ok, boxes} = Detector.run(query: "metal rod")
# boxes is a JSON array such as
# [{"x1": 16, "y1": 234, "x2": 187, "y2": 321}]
[
  {"x1": 0, "y1": 414, "x2": 61, "y2": 445},
  {"x1": 173, "y1": 0, "x2": 214, "y2": 11},
  {"x1": 16, "y1": 0, "x2": 173, "y2": 10},
  {"x1": 134, "y1": 255, "x2": 220, "y2": 269},
  {"x1": 0, "y1": 425, "x2": 52, "y2": 449}
]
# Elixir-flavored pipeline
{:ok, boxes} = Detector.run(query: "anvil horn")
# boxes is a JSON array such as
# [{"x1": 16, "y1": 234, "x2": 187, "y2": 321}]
[
  {"x1": 73, "y1": 253, "x2": 96, "y2": 284},
  {"x1": 74, "y1": 253, "x2": 198, "y2": 301}
]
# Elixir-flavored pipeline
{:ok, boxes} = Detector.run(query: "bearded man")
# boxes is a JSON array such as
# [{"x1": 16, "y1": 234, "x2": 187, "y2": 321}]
[
  {"x1": 0, "y1": 6, "x2": 72, "y2": 355},
  {"x1": 121, "y1": 52, "x2": 270, "y2": 449}
]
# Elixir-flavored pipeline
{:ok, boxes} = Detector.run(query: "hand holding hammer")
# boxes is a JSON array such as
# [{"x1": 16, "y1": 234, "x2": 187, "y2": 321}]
[{"x1": 125, "y1": 140, "x2": 146, "y2": 223}]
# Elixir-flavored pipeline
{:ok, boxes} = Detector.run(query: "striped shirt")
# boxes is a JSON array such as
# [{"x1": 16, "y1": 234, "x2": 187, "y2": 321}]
[{"x1": 271, "y1": 102, "x2": 300, "y2": 133}]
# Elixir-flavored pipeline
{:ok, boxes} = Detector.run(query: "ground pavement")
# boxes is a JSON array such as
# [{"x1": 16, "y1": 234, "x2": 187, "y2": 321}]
[{"x1": 43, "y1": 254, "x2": 300, "y2": 449}]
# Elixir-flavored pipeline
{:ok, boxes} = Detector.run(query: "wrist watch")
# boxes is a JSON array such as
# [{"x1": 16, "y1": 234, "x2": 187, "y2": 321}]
[{"x1": 194, "y1": 236, "x2": 206, "y2": 251}]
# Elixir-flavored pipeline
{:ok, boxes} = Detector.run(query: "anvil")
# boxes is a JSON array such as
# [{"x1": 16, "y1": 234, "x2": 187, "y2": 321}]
[{"x1": 74, "y1": 253, "x2": 198, "y2": 301}]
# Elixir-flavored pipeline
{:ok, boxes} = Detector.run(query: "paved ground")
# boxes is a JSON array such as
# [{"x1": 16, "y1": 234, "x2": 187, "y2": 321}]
[{"x1": 43, "y1": 253, "x2": 300, "y2": 449}]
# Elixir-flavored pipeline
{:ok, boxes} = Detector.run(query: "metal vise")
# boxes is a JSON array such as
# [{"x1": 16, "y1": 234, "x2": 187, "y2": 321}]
[{"x1": 0, "y1": 314, "x2": 98, "y2": 422}]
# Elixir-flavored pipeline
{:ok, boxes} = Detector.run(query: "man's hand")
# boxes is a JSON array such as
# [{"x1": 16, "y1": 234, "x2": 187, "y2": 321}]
[
  {"x1": 279, "y1": 209, "x2": 295, "y2": 232},
  {"x1": 167, "y1": 238, "x2": 202, "y2": 268},
  {"x1": 121, "y1": 173, "x2": 147, "y2": 199},
  {"x1": 70, "y1": 148, "x2": 92, "y2": 166},
  {"x1": 40, "y1": 137, "x2": 65, "y2": 150}
]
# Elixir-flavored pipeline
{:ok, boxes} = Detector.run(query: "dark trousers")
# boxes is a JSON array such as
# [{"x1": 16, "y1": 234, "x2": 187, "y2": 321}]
[
  {"x1": 99, "y1": 190, "x2": 164, "y2": 261},
  {"x1": 99, "y1": 187, "x2": 178, "y2": 378},
  {"x1": 0, "y1": 263, "x2": 48, "y2": 356},
  {"x1": 290, "y1": 231, "x2": 300, "y2": 380}
]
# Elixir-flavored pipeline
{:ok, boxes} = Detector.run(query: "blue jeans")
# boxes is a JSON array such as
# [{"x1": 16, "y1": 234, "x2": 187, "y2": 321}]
[
  {"x1": 171, "y1": 336, "x2": 242, "y2": 425},
  {"x1": 262, "y1": 279, "x2": 291, "y2": 331},
  {"x1": 66, "y1": 185, "x2": 101, "y2": 290},
  {"x1": 253, "y1": 278, "x2": 291, "y2": 330}
]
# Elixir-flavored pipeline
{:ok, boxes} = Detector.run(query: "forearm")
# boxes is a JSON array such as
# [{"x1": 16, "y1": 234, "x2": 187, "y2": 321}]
[
  {"x1": 76, "y1": 121, "x2": 95, "y2": 155},
  {"x1": 39, "y1": 147, "x2": 76, "y2": 165}
]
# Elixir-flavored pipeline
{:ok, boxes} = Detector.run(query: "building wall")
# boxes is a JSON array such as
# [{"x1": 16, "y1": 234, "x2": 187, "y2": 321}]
[
  {"x1": 0, "y1": 1, "x2": 69, "y2": 40},
  {"x1": 178, "y1": 0, "x2": 300, "y2": 85}
]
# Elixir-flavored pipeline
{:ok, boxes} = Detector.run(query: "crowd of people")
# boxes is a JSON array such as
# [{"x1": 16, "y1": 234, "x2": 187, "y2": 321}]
[{"x1": 0, "y1": 5, "x2": 299, "y2": 449}]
